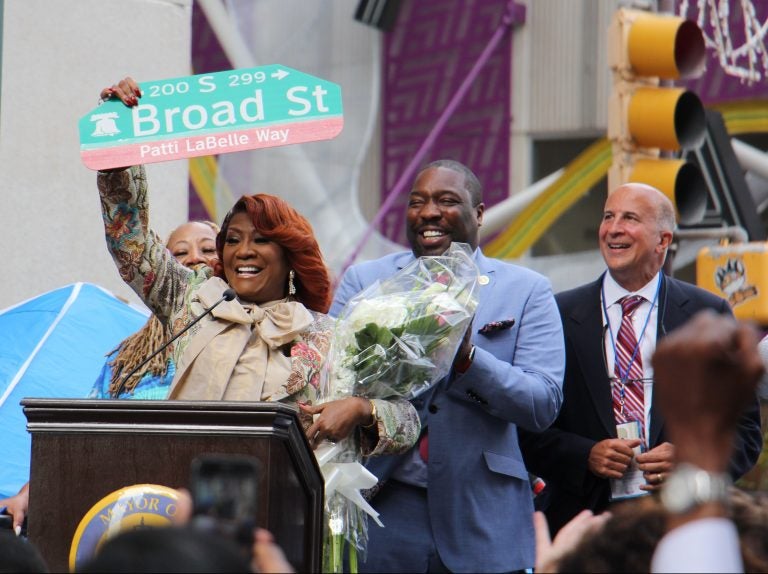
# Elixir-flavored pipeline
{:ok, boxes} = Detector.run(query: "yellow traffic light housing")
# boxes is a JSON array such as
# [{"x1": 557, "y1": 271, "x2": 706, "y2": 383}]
[
  {"x1": 627, "y1": 87, "x2": 704, "y2": 150},
  {"x1": 624, "y1": 13, "x2": 705, "y2": 79},
  {"x1": 608, "y1": 9, "x2": 708, "y2": 226}
]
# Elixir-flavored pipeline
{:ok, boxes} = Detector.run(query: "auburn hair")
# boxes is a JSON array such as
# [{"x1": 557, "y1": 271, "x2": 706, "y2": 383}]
[{"x1": 214, "y1": 194, "x2": 332, "y2": 313}]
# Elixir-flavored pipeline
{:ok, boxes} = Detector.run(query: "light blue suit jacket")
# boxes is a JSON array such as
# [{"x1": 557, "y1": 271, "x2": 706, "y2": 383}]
[{"x1": 331, "y1": 249, "x2": 565, "y2": 572}]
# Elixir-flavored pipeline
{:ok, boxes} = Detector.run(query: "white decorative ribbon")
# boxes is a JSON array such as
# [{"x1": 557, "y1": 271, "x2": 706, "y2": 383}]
[{"x1": 314, "y1": 441, "x2": 384, "y2": 527}]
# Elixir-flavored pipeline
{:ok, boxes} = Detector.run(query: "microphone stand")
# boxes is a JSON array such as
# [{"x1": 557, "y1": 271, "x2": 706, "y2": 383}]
[{"x1": 113, "y1": 288, "x2": 237, "y2": 397}]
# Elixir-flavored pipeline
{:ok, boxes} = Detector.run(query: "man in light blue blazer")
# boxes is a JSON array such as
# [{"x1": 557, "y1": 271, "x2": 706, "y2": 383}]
[{"x1": 331, "y1": 159, "x2": 565, "y2": 573}]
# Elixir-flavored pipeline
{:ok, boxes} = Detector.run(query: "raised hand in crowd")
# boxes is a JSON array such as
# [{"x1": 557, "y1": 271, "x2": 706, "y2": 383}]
[
  {"x1": 653, "y1": 310, "x2": 763, "y2": 479},
  {"x1": 533, "y1": 509, "x2": 611, "y2": 573},
  {"x1": 650, "y1": 310, "x2": 764, "y2": 573}
]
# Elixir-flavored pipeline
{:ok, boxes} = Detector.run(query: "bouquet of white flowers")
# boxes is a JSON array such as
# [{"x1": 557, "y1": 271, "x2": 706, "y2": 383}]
[
  {"x1": 316, "y1": 243, "x2": 480, "y2": 573},
  {"x1": 328, "y1": 242, "x2": 481, "y2": 401}
]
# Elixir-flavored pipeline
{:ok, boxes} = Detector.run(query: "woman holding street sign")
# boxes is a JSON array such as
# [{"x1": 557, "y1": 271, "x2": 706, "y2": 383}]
[{"x1": 94, "y1": 77, "x2": 419, "y2": 452}]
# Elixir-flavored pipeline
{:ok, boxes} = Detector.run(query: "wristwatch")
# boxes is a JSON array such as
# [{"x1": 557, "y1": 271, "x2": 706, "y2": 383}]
[{"x1": 660, "y1": 463, "x2": 731, "y2": 514}]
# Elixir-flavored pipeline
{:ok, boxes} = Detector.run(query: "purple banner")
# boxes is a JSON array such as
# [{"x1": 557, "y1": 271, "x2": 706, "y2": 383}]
[
  {"x1": 381, "y1": 0, "x2": 518, "y2": 245},
  {"x1": 677, "y1": 0, "x2": 768, "y2": 103}
]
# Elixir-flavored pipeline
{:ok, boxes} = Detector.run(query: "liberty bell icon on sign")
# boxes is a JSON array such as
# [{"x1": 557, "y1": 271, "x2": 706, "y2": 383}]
[{"x1": 90, "y1": 112, "x2": 121, "y2": 137}]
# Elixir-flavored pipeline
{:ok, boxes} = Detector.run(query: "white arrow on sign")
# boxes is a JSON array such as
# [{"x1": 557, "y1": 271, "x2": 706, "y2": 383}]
[{"x1": 271, "y1": 69, "x2": 289, "y2": 80}]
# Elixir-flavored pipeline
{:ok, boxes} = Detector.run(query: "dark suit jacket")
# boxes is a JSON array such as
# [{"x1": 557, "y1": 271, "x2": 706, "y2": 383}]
[{"x1": 520, "y1": 273, "x2": 763, "y2": 534}]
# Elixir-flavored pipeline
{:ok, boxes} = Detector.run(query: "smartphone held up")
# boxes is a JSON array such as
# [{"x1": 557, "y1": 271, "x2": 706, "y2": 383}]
[{"x1": 190, "y1": 454, "x2": 263, "y2": 550}]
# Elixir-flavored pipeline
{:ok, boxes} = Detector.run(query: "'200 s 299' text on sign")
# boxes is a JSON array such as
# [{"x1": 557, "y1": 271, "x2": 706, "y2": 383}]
[{"x1": 79, "y1": 65, "x2": 344, "y2": 171}]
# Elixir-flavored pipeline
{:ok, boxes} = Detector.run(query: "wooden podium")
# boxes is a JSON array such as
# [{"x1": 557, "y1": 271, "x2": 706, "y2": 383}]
[{"x1": 22, "y1": 399, "x2": 324, "y2": 573}]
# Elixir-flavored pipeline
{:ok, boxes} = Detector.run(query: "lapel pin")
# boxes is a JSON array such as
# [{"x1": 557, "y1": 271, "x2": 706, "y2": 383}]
[{"x1": 479, "y1": 275, "x2": 490, "y2": 285}]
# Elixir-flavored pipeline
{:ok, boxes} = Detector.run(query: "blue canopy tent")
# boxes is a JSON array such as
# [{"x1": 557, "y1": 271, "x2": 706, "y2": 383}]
[{"x1": 0, "y1": 283, "x2": 149, "y2": 498}]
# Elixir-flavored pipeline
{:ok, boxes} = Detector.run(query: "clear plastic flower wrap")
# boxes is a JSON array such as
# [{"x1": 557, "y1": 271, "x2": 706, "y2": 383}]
[
  {"x1": 328, "y1": 242, "x2": 480, "y2": 401},
  {"x1": 316, "y1": 437, "x2": 377, "y2": 573}
]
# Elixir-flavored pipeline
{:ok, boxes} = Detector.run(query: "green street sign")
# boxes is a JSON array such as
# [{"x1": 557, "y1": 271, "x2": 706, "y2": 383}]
[{"x1": 80, "y1": 65, "x2": 343, "y2": 170}]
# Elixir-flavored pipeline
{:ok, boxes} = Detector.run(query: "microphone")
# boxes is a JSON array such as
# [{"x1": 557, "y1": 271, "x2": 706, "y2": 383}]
[{"x1": 114, "y1": 288, "x2": 237, "y2": 396}]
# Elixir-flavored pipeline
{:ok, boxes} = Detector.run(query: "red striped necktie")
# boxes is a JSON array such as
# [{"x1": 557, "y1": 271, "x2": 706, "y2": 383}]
[{"x1": 612, "y1": 295, "x2": 646, "y2": 436}]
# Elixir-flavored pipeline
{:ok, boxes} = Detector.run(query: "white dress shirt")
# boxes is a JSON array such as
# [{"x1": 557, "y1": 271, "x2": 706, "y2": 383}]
[{"x1": 601, "y1": 271, "x2": 661, "y2": 439}]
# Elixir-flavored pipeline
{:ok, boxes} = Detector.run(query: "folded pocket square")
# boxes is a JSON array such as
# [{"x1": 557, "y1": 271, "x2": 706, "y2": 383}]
[{"x1": 478, "y1": 319, "x2": 515, "y2": 335}]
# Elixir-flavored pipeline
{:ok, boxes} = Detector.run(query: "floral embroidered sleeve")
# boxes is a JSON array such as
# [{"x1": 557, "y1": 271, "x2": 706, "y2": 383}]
[
  {"x1": 361, "y1": 398, "x2": 421, "y2": 456},
  {"x1": 97, "y1": 165, "x2": 201, "y2": 324},
  {"x1": 286, "y1": 312, "x2": 421, "y2": 456},
  {"x1": 287, "y1": 312, "x2": 334, "y2": 411}
]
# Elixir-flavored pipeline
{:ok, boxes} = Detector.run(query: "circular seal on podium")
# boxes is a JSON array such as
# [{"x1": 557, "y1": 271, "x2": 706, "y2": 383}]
[{"x1": 69, "y1": 484, "x2": 181, "y2": 571}]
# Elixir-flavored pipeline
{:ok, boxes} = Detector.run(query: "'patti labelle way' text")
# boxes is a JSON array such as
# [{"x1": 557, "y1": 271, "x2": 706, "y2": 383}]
[{"x1": 139, "y1": 128, "x2": 290, "y2": 158}]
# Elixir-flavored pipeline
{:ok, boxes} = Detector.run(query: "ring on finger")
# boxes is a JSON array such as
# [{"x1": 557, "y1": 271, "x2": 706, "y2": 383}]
[{"x1": 656, "y1": 473, "x2": 663, "y2": 483}]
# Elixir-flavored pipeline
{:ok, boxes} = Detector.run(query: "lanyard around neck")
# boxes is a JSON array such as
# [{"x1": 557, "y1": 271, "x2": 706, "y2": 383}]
[{"x1": 602, "y1": 273, "x2": 662, "y2": 383}]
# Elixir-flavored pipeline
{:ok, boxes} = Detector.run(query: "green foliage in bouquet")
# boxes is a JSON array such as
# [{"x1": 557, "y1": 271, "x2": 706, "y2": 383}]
[{"x1": 348, "y1": 316, "x2": 453, "y2": 398}]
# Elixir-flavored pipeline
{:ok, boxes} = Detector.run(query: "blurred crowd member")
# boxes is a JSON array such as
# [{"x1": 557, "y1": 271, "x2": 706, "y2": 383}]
[
  {"x1": 533, "y1": 508, "x2": 611, "y2": 573},
  {"x1": 553, "y1": 495, "x2": 665, "y2": 572},
  {"x1": 542, "y1": 489, "x2": 768, "y2": 573},
  {"x1": 251, "y1": 528, "x2": 294, "y2": 574},
  {"x1": 729, "y1": 488, "x2": 768, "y2": 572},
  {"x1": 756, "y1": 334, "x2": 768, "y2": 400},
  {"x1": 521, "y1": 183, "x2": 762, "y2": 534},
  {"x1": 78, "y1": 527, "x2": 251, "y2": 573},
  {"x1": 651, "y1": 310, "x2": 763, "y2": 572},
  {"x1": 0, "y1": 530, "x2": 48, "y2": 573},
  {"x1": 78, "y1": 489, "x2": 292, "y2": 574},
  {"x1": 78, "y1": 526, "x2": 294, "y2": 574}
]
